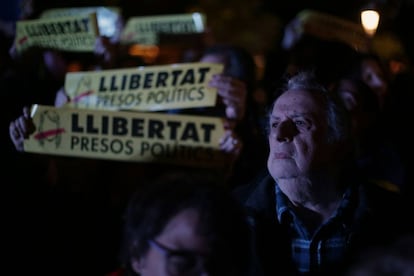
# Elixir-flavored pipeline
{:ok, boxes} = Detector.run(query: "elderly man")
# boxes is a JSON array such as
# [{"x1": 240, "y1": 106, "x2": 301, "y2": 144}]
[{"x1": 234, "y1": 70, "x2": 413, "y2": 276}]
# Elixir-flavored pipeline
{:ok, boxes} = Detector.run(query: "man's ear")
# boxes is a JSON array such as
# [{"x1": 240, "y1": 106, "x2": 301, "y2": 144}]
[{"x1": 131, "y1": 257, "x2": 145, "y2": 274}]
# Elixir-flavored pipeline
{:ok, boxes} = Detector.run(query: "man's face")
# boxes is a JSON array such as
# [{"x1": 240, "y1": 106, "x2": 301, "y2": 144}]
[{"x1": 267, "y1": 89, "x2": 333, "y2": 180}]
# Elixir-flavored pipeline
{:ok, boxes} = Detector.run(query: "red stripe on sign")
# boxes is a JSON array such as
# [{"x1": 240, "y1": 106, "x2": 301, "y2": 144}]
[
  {"x1": 71, "y1": 90, "x2": 94, "y2": 103},
  {"x1": 34, "y1": 128, "x2": 66, "y2": 140},
  {"x1": 19, "y1": 36, "x2": 28, "y2": 45}
]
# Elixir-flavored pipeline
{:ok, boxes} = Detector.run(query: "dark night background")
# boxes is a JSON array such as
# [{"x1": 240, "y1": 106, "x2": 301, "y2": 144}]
[{"x1": 1, "y1": 0, "x2": 414, "y2": 60}]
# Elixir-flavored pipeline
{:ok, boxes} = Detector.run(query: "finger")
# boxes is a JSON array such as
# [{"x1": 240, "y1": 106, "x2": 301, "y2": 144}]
[
  {"x1": 219, "y1": 130, "x2": 241, "y2": 153},
  {"x1": 226, "y1": 106, "x2": 239, "y2": 120},
  {"x1": 222, "y1": 138, "x2": 242, "y2": 154},
  {"x1": 18, "y1": 115, "x2": 27, "y2": 128},
  {"x1": 23, "y1": 106, "x2": 30, "y2": 118},
  {"x1": 220, "y1": 137, "x2": 234, "y2": 152},
  {"x1": 17, "y1": 116, "x2": 34, "y2": 138},
  {"x1": 210, "y1": 75, "x2": 242, "y2": 89},
  {"x1": 9, "y1": 121, "x2": 19, "y2": 138},
  {"x1": 10, "y1": 121, "x2": 25, "y2": 152},
  {"x1": 219, "y1": 131, "x2": 229, "y2": 145},
  {"x1": 218, "y1": 87, "x2": 247, "y2": 104}
]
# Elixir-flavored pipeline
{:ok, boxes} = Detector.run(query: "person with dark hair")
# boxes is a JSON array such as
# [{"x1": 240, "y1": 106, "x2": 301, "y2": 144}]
[
  {"x1": 115, "y1": 172, "x2": 251, "y2": 276},
  {"x1": 334, "y1": 75, "x2": 407, "y2": 193},
  {"x1": 348, "y1": 53, "x2": 391, "y2": 111},
  {"x1": 198, "y1": 44, "x2": 257, "y2": 120},
  {"x1": 233, "y1": 70, "x2": 413, "y2": 276},
  {"x1": 197, "y1": 43, "x2": 268, "y2": 188}
]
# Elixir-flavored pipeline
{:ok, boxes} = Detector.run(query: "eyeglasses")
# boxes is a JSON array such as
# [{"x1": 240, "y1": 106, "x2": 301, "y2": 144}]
[{"x1": 148, "y1": 239, "x2": 209, "y2": 276}]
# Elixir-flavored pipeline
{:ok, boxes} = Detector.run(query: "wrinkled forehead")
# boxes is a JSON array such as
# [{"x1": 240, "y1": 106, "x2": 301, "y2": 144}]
[{"x1": 273, "y1": 89, "x2": 325, "y2": 114}]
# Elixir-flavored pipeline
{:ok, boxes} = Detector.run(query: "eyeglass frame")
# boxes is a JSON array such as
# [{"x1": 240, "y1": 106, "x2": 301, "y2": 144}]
[{"x1": 148, "y1": 239, "x2": 209, "y2": 276}]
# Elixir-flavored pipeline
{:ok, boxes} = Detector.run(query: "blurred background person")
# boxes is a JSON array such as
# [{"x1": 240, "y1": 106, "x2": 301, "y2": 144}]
[
  {"x1": 112, "y1": 171, "x2": 251, "y2": 276},
  {"x1": 175, "y1": 43, "x2": 269, "y2": 188},
  {"x1": 333, "y1": 74, "x2": 406, "y2": 193}
]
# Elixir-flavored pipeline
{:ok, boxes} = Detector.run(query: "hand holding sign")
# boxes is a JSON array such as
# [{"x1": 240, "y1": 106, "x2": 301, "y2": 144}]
[
  {"x1": 9, "y1": 106, "x2": 35, "y2": 152},
  {"x1": 21, "y1": 105, "x2": 231, "y2": 167},
  {"x1": 208, "y1": 74, "x2": 247, "y2": 121}
]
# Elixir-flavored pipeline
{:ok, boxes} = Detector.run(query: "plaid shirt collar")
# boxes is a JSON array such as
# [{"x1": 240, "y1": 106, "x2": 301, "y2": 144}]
[{"x1": 275, "y1": 183, "x2": 357, "y2": 226}]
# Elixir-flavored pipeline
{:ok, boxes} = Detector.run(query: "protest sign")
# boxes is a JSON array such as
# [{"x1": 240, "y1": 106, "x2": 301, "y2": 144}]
[
  {"x1": 14, "y1": 13, "x2": 99, "y2": 53},
  {"x1": 40, "y1": 6, "x2": 122, "y2": 38},
  {"x1": 24, "y1": 104, "x2": 231, "y2": 167},
  {"x1": 120, "y1": 13, "x2": 206, "y2": 45},
  {"x1": 64, "y1": 62, "x2": 223, "y2": 111}
]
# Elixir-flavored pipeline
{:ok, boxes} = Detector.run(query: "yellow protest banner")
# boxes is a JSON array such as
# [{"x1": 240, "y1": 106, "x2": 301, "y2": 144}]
[
  {"x1": 120, "y1": 13, "x2": 206, "y2": 45},
  {"x1": 64, "y1": 62, "x2": 223, "y2": 111},
  {"x1": 14, "y1": 13, "x2": 99, "y2": 53},
  {"x1": 297, "y1": 9, "x2": 369, "y2": 52},
  {"x1": 40, "y1": 6, "x2": 122, "y2": 38},
  {"x1": 23, "y1": 105, "x2": 230, "y2": 167}
]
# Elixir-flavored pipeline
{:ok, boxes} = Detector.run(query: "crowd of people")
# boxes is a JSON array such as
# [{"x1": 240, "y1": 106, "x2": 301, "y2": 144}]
[{"x1": 2, "y1": 1, "x2": 414, "y2": 275}]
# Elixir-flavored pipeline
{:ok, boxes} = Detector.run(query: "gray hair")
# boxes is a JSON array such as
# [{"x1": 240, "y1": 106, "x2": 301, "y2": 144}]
[{"x1": 268, "y1": 70, "x2": 350, "y2": 144}]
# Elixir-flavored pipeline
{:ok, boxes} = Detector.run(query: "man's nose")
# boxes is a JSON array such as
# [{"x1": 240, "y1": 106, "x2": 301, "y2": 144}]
[{"x1": 272, "y1": 120, "x2": 296, "y2": 142}]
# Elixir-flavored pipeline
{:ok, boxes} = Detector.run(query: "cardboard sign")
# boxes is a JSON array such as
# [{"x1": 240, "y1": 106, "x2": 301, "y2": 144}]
[
  {"x1": 14, "y1": 13, "x2": 99, "y2": 53},
  {"x1": 120, "y1": 13, "x2": 206, "y2": 45},
  {"x1": 40, "y1": 6, "x2": 122, "y2": 38},
  {"x1": 64, "y1": 62, "x2": 223, "y2": 111},
  {"x1": 23, "y1": 105, "x2": 231, "y2": 167}
]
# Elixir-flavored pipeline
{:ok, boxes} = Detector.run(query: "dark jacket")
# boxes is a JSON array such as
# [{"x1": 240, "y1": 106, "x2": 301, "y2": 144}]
[{"x1": 233, "y1": 169, "x2": 413, "y2": 276}]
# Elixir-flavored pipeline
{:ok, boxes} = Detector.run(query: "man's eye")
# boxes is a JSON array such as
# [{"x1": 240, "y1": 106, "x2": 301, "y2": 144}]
[
  {"x1": 294, "y1": 120, "x2": 306, "y2": 127},
  {"x1": 169, "y1": 255, "x2": 196, "y2": 273},
  {"x1": 271, "y1": 122, "x2": 279, "y2": 128}
]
